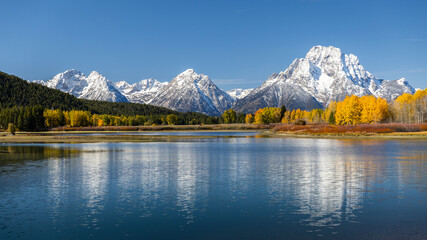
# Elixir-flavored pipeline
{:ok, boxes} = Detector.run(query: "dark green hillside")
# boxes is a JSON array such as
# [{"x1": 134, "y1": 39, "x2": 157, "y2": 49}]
[
  {"x1": 0, "y1": 71, "x2": 209, "y2": 119},
  {"x1": 0, "y1": 71, "x2": 82, "y2": 110}
]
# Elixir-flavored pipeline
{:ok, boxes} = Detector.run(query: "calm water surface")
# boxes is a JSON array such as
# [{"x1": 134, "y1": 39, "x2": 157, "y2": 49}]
[{"x1": 0, "y1": 133, "x2": 426, "y2": 240}]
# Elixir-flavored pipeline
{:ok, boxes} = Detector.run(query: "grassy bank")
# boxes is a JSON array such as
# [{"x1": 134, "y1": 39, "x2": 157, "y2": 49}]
[
  {"x1": 269, "y1": 123, "x2": 427, "y2": 139},
  {"x1": 1, "y1": 123, "x2": 427, "y2": 143},
  {"x1": 273, "y1": 123, "x2": 427, "y2": 134},
  {"x1": 262, "y1": 130, "x2": 427, "y2": 139}
]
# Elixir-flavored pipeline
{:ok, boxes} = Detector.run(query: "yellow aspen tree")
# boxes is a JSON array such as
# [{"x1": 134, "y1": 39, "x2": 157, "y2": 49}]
[
  {"x1": 345, "y1": 95, "x2": 362, "y2": 124},
  {"x1": 290, "y1": 109, "x2": 296, "y2": 122},
  {"x1": 254, "y1": 109, "x2": 264, "y2": 124},
  {"x1": 360, "y1": 95, "x2": 376, "y2": 123},
  {"x1": 394, "y1": 93, "x2": 414, "y2": 123},
  {"x1": 295, "y1": 109, "x2": 301, "y2": 120},
  {"x1": 281, "y1": 111, "x2": 291, "y2": 123},
  {"x1": 373, "y1": 97, "x2": 389, "y2": 123},
  {"x1": 245, "y1": 114, "x2": 254, "y2": 124}
]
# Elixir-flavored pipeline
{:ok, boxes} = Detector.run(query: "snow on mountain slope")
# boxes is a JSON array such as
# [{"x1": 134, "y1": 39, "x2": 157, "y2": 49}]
[
  {"x1": 79, "y1": 71, "x2": 128, "y2": 102},
  {"x1": 115, "y1": 81, "x2": 131, "y2": 91},
  {"x1": 227, "y1": 88, "x2": 253, "y2": 100},
  {"x1": 35, "y1": 69, "x2": 128, "y2": 102},
  {"x1": 37, "y1": 69, "x2": 88, "y2": 97},
  {"x1": 149, "y1": 69, "x2": 235, "y2": 115},
  {"x1": 115, "y1": 79, "x2": 168, "y2": 104},
  {"x1": 373, "y1": 78, "x2": 415, "y2": 101},
  {"x1": 234, "y1": 46, "x2": 415, "y2": 113},
  {"x1": 233, "y1": 73, "x2": 323, "y2": 114},
  {"x1": 33, "y1": 47, "x2": 416, "y2": 114}
]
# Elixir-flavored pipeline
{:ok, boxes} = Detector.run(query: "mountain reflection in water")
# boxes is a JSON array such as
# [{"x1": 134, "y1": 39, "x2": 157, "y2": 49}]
[{"x1": 0, "y1": 138, "x2": 426, "y2": 240}]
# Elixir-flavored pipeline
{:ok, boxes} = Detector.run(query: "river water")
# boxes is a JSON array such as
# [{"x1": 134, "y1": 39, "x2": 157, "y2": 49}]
[{"x1": 0, "y1": 133, "x2": 426, "y2": 239}]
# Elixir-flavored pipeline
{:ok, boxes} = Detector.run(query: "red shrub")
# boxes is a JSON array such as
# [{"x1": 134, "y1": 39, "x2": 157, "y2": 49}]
[{"x1": 273, "y1": 123, "x2": 423, "y2": 134}]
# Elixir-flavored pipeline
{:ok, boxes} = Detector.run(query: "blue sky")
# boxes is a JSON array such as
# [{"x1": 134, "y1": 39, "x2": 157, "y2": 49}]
[{"x1": 1, "y1": 0, "x2": 426, "y2": 90}]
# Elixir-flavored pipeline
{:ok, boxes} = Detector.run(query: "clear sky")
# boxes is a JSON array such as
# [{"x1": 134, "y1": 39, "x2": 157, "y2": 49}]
[{"x1": 1, "y1": 0, "x2": 426, "y2": 90}]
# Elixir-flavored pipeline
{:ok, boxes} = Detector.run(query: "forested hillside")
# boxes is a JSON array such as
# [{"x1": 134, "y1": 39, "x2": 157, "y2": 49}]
[
  {"x1": 0, "y1": 71, "x2": 82, "y2": 110},
  {"x1": 0, "y1": 71, "x2": 210, "y2": 117},
  {"x1": 0, "y1": 71, "x2": 218, "y2": 130}
]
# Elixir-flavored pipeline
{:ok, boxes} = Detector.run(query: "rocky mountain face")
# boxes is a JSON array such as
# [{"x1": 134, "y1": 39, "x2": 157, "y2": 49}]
[
  {"x1": 115, "y1": 79, "x2": 168, "y2": 104},
  {"x1": 34, "y1": 46, "x2": 416, "y2": 115},
  {"x1": 35, "y1": 69, "x2": 87, "y2": 97},
  {"x1": 373, "y1": 78, "x2": 415, "y2": 101},
  {"x1": 149, "y1": 69, "x2": 235, "y2": 116},
  {"x1": 36, "y1": 69, "x2": 128, "y2": 102},
  {"x1": 79, "y1": 71, "x2": 128, "y2": 102},
  {"x1": 227, "y1": 88, "x2": 253, "y2": 100},
  {"x1": 233, "y1": 46, "x2": 415, "y2": 113}
]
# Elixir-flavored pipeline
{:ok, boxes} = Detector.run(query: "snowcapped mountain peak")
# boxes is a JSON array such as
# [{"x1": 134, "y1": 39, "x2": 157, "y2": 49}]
[
  {"x1": 32, "y1": 46, "x2": 416, "y2": 115},
  {"x1": 305, "y1": 45, "x2": 343, "y2": 64},
  {"x1": 44, "y1": 69, "x2": 87, "y2": 96},
  {"x1": 79, "y1": 71, "x2": 128, "y2": 102},
  {"x1": 177, "y1": 68, "x2": 196, "y2": 78},
  {"x1": 150, "y1": 70, "x2": 235, "y2": 115},
  {"x1": 172, "y1": 69, "x2": 210, "y2": 86},
  {"x1": 50, "y1": 69, "x2": 85, "y2": 83},
  {"x1": 177, "y1": 68, "x2": 198, "y2": 78},
  {"x1": 114, "y1": 78, "x2": 168, "y2": 104},
  {"x1": 234, "y1": 46, "x2": 415, "y2": 113},
  {"x1": 115, "y1": 81, "x2": 131, "y2": 90},
  {"x1": 227, "y1": 88, "x2": 254, "y2": 100},
  {"x1": 35, "y1": 69, "x2": 128, "y2": 103},
  {"x1": 135, "y1": 78, "x2": 163, "y2": 89},
  {"x1": 61, "y1": 68, "x2": 83, "y2": 76},
  {"x1": 87, "y1": 70, "x2": 104, "y2": 80},
  {"x1": 397, "y1": 78, "x2": 407, "y2": 85}
]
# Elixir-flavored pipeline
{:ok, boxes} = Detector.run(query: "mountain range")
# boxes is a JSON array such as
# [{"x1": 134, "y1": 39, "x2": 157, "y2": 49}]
[{"x1": 34, "y1": 46, "x2": 416, "y2": 115}]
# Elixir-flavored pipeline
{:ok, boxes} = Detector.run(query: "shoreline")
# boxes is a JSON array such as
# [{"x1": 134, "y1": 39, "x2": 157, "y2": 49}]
[
  {"x1": 0, "y1": 129, "x2": 426, "y2": 143},
  {"x1": 262, "y1": 130, "x2": 427, "y2": 140}
]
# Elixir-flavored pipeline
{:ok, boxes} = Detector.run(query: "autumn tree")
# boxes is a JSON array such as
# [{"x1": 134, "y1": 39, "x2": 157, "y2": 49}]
[
  {"x1": 166, "y1": 114, "x2": 178, "y2": 125},
  {"x1": 323, "y1": 101, "x2": 337, "y2": 124},
  {"x1": 393, "y1": 88, "x2": 427, "y2": 123},
  {"x1": 222, "y1": 109, "x2": 237, "y2": 124},
  {"x1": 245, "y1": 114, "x2": 254, "y2": 124},
  {"x1": 281, "y1": 111, "x2": 291, "y2": 123},
  {"x1": 254, "y1": 109, "x2": 264, "y2": 124},
  {"x1": 335, "y1": 95, "x2": 362, "y2": 125}
]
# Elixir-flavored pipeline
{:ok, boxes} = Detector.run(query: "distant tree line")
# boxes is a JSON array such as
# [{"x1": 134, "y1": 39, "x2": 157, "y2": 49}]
[
  {"x1": 42, "y1": 109, "x2": 221, "y2": 128},
  {"x1": 0, "y1": 106, "x2": 45, "y2": 131},
  {"x1": 0, "y1": 107, "x2": 224, "y2": 131}
]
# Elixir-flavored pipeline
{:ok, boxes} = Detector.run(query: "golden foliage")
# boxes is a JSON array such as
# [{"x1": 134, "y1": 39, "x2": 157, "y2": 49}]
[
  {"x1": 393, "y1": 88, "x2": 427, "y2": 123},
  {"x1": 335, "y1": 95, "x2": 389, "y2": 125},
  {"x1": 245, "y1": 114, "x2": 254, "y2": 124}
]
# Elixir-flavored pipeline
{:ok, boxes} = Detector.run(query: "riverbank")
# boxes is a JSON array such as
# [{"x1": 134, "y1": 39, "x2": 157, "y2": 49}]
[
  {"x1": 262, "y1": 130, "x2": 427, "y2": 139},
  {"x1": 0, "y1": 130, "x2": 426, "y2": 143},
  {"x1": 1, "y1": 123, "x2": 427, "y2": 142},
  {"x1": 268, "y1": 123, "x2": 427, "y2": 139}
]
